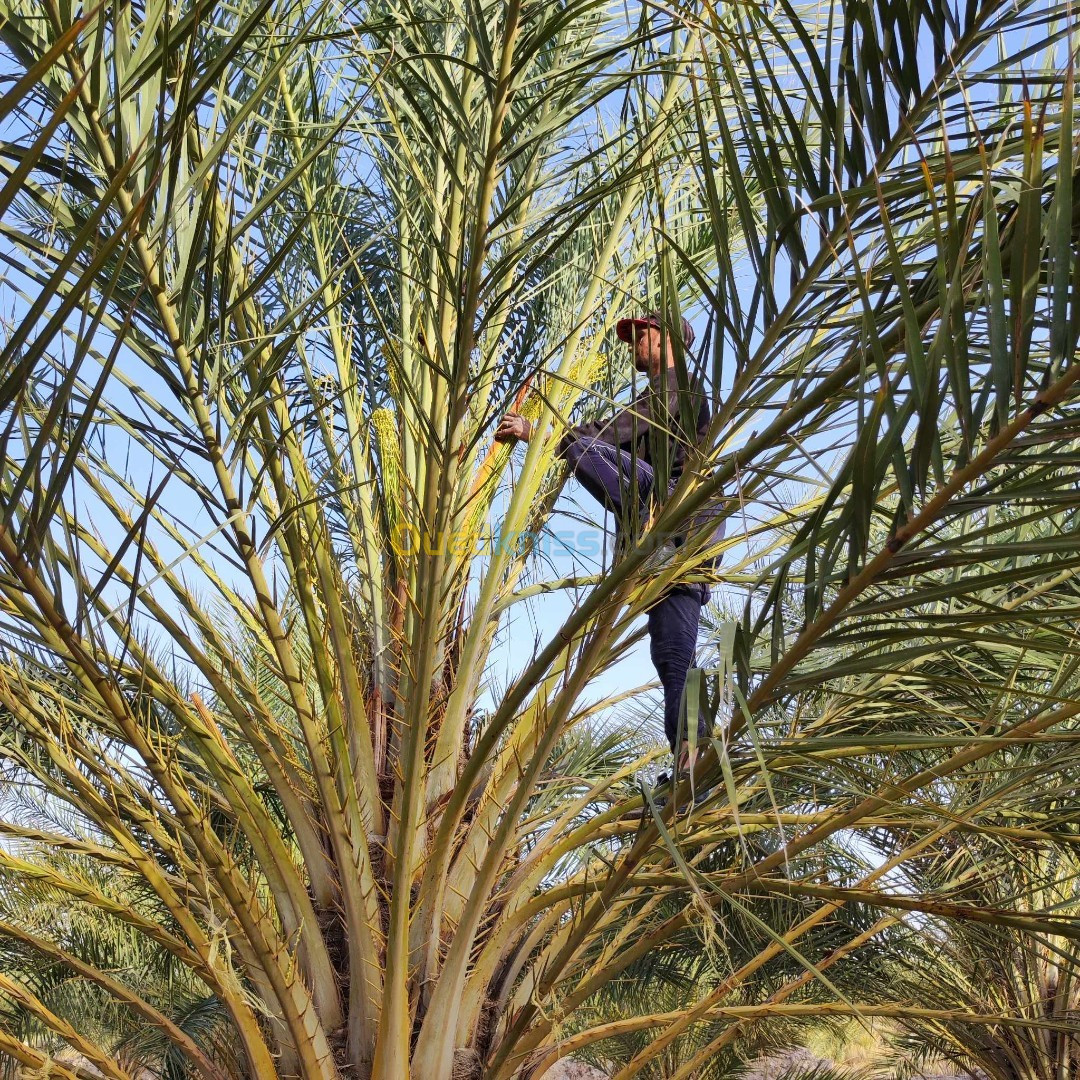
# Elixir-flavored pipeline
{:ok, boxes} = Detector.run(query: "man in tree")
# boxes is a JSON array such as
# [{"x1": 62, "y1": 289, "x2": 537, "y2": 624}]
[{"x1": 495, "y1": 311, "x2": 722, "y2": 773}]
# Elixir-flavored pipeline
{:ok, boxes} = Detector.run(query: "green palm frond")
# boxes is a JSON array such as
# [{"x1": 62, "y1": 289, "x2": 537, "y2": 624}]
[{"x1": 0, "y1": 0, "x2": 1077, "y2": 1077}]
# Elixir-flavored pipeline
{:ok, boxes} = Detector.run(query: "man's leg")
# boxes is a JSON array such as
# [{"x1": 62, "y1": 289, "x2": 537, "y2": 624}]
[
  {"x1": 561, "y1": 438, "x2": 653, "y2": 536},
  {"x1": 566, "y1": 439, "x2": 708, "y2": 755},
  {"x1": 647, "y1": 585, "x2": 707, "y2": 756}
]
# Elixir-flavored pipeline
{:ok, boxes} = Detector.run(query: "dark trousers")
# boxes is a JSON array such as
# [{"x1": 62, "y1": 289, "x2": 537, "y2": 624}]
[{"x1": 562, "y1": 437, "x2": 710, "y2": 754}]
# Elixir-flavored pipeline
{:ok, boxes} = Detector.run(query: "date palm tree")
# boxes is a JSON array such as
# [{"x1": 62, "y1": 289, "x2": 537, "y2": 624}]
[
  {"x1": 875, "y1": 830, "x2": 1080, "y2": 1077},
  {"x1": 0, "y1": 0, "x2": 1079, "y2": 1077}
]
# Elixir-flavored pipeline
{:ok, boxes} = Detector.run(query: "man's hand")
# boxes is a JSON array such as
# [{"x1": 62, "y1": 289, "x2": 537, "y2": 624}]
[{"x1": 494, "y1": 412, "x2": 531, "y2": 443}]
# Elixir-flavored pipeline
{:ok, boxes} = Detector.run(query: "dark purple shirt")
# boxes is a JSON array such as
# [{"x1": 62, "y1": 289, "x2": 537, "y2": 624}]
[{"x1": 556, "y1": 366, "x2": 711, "y2": 480}]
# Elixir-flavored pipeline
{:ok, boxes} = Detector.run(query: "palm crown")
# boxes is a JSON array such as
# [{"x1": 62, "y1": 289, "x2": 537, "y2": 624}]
[{"x1": 0, "y1": 0, "x2": 1078, "y2": 1077}]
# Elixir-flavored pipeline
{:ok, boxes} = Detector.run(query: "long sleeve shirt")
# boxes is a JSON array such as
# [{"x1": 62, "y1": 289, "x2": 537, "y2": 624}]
[{"x1": 555, "y1": 366, "x2": 711, "y2": 482}]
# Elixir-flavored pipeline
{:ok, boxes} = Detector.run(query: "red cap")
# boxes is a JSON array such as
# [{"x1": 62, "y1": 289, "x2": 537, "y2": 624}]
[{"x1": 615, "y1": 310, "x2": 695, "y2": 347}]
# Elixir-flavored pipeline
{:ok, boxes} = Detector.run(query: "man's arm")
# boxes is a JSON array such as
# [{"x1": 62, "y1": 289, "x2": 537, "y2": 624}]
[
  {"x1": 494, "y1": 389, "x2": 654, "y2": 454},
  {"x1": 554, "y1": 391, "x2": 652, "y2": 459}
]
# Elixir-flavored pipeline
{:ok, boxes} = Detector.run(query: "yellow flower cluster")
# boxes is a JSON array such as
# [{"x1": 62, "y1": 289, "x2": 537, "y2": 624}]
[{"x1": 371, "y1": 406, "x2": 401, "y2": 538}]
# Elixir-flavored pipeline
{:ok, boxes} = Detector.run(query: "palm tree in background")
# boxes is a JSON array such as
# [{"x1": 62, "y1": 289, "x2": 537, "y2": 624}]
[
  {"x1": 0, "y1": 0, "x2": 1079, "y2": 1077},
  {"x1": 563, "y1": 834, "x2": 893, "y2": 1080},
  {"x1": 878, "y1": 840, "x2": 1080, "y2": 1078}
]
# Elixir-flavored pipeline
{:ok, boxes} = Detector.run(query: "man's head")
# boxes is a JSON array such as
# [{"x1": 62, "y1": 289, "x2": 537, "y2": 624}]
[{"x1": 615, "y1": 311, "x2": 696, "y2": 375}]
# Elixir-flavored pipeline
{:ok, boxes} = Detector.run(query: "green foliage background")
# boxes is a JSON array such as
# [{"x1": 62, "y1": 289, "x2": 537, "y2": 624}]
[{"x1": 0, "y1": 0, "x2": 1077, "y2": 1077}]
